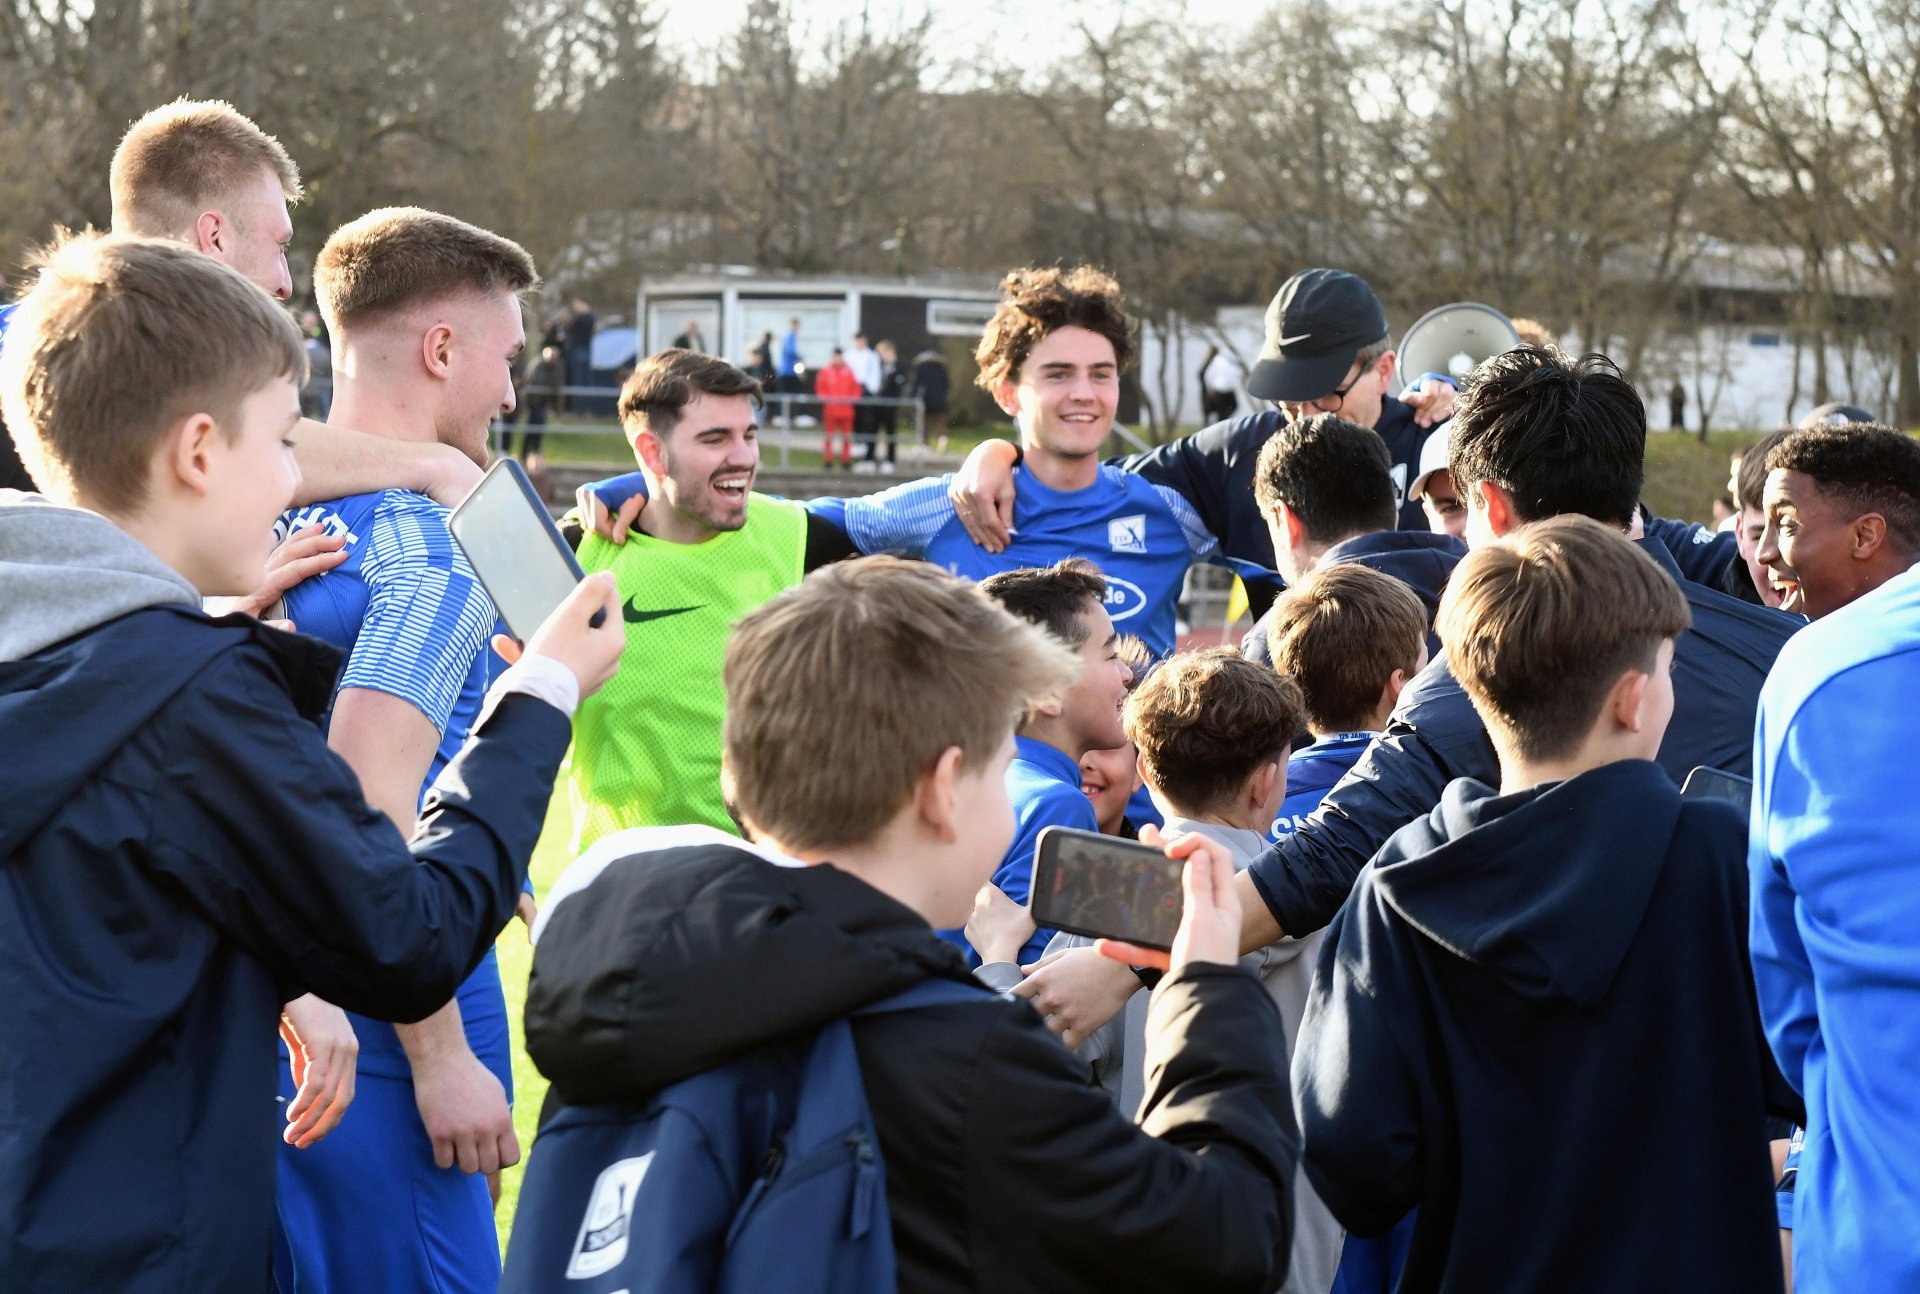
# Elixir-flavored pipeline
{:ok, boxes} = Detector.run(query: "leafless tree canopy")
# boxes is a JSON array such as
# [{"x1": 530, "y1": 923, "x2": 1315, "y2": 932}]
[{"x1": 5, "y1": 0, "x2": 1920, "y2": 424}]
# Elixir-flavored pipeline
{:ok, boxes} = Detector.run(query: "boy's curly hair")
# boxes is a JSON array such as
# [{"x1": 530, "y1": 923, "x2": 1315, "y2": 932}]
[{"x1": 973, "y1": 266, "x2": 1137, "y2": 391}]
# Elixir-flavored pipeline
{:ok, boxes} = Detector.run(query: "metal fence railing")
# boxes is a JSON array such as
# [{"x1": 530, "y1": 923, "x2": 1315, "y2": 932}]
[{"x1": 476, "y1": 385, "x2": 931, "y2": 468}]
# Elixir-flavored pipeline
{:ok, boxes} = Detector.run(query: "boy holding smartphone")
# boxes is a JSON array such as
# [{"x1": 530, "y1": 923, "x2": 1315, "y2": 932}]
[
  {"x1": 0, "y1": 232, "x2": 623, "y2": 1293},
  {"x1": 524, "y1": 557, "x2": 1297, "y2": 1293}
]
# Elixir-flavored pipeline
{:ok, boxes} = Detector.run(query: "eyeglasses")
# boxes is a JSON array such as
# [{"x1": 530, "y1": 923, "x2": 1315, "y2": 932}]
[{"x1": 1285, "y1": 364, "x2": 1370, "y2": 415}]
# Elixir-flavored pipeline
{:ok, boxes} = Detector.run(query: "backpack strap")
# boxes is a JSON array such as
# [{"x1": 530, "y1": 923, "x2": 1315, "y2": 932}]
[{"x1": 853, "y1": 975, "x2": 991, "y2": 1019}]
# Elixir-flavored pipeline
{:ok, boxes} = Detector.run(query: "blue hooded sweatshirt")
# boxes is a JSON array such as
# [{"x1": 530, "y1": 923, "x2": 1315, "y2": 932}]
[
  {"x1": 1296, "y1": 762, "x2": 1797, "y2": 1293},
  {"x1": 1750, "y1": 561, "x2": 1920, "y2": 1294}
]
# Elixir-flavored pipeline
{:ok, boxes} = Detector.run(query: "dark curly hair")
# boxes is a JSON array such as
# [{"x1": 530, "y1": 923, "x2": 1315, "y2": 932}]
[
  {"x1": 1447, "y1": 345, "x2": 1644, "y2": 528},
  {"x1": 973, "y1": 265, "x2": 1137, "y2": 391},
  {"x1": 1767, "y1": 422, "x2": 1920, "y2": 557}
]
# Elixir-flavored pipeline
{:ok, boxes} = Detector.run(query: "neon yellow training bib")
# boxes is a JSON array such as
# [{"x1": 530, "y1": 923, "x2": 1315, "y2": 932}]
[{"x1": 564, "y1": 494, "x2": 808, "y2": 848}]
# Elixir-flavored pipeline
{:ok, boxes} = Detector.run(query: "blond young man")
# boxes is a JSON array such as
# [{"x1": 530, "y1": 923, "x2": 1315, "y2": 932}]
[
  {"x1": 1293, "y1": 517, "x2": 1796, "y2": 1294},
  {"x1": 523, "y1": 557, "x2": 1299, "y2": 1294},
  {"x1": 270, "y1": 208, "x2": 537, "y2": 1294},
  {"x1": 103, "y1": 99, "x2": 482, "y2": 526},
  {"x1": 0, "y1": 233, "x2": 621, "y2": 1293}
]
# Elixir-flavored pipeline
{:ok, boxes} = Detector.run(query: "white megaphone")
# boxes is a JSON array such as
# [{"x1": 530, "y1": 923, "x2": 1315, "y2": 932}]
[{"x1": 1396, "y1": 302, "x2": 1521, "y2": 392}]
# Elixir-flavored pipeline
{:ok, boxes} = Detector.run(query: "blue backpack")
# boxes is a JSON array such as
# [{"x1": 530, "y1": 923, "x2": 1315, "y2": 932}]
[{"x1": 501, "y1": 977, "x2": 985, "y2": 1294}]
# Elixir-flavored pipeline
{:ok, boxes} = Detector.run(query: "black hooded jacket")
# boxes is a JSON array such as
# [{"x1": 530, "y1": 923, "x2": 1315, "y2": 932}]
[
  {"x1": 525, "y1": 835, "x2": 1298, "y2": 1294},
  {"x1": 1293, "y1": 763, "x2": 1800, "y2": 1293}
]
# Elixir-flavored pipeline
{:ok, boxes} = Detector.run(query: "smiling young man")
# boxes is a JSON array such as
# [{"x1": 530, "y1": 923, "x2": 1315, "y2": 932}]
[
  {"x1": 561, "y1": 348, "x2": 858, "y2": 849},
  {"x1": 1756, "y1": 422, "x2": 1920, "y2": 619},
  {"x1": 819, "y1": 265, "x2": 1223, "y2": 660},
  {"x1": 270, "y1": 207, "x2": 540, "y2": 1294}
]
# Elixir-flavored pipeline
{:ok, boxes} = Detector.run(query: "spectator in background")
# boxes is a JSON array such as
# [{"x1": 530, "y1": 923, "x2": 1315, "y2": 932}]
[
  {"x1": 871, "y1": 338, "x2": 906, "y2": 473},
  {"x1": 847, "y1": 332, "x2": 883, "y2": 472},
  {"x1": 910, "y1": 345, "x2": 951, "y2": 449},
  {"x1": 515, "y1": 344, "x2": 563, "y2": 487},
  {"x1": 564, "y1": 296, "x2": 596, "y2": 389},
  {"x1": 776, "y1": 317, "x2": 804, "y2": 425},
  {"x1": 1669, "y1": 378, "x2": 1686, "y2": 432},
  {"x1": 814, "y1": 347, "x2": 862, "y2": 470},
  {"x1": 670, "y1": 318, "x2": 705, "y2": 353},
  {"x1": 299, "y1": 309, "x2": 332, "y2": 419},
  {"x1": 1200, "y1": 344, "x2": 1241, "y2": 425},
  {"x1": 750, "y1": 330, "x2": 775, "y2": 382}
]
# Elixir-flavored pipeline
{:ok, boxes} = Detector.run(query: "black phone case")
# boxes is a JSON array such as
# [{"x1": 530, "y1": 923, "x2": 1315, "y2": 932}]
[{"x1": 1028, "y1": 826, "x2": 1182, "y2": 952}]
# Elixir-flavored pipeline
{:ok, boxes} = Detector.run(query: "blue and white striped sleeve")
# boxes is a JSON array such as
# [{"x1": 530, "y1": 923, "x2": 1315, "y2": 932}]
[
  {"x1": 341, "y1": 493, "x2": 496, "y2": 735},
  {"x1": 1154, "y1": 482, "x2": 1219, "y2": 559},
  {"x1": 823, "y1": 473, "x2": 961, "y2": 558}
]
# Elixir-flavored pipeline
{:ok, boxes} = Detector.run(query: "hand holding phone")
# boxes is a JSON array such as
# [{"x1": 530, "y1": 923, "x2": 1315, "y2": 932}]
[
  {"x1": 449, "y1": 459, "x2": 605, "y2": 641},
  {"x1": 492, "y1": 573, "x2": 624, "y2": 699},
  {"x1": 1095, "y1": 826, "x2": 1244, "y2": 974}
]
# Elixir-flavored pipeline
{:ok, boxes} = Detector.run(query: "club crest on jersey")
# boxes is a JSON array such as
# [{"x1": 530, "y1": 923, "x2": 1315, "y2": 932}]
[
  {"x1": 1108, "y1": 514, "x2": 1148, "y2": 554},
  {"x1": 1103, "y1": 575, "x2": 1147, "y2": 622},
  {"x1": 566, "y1": 1152, "x2": 655, "y2": 1279},
  {"x1": 275, "y1": 505, "x2": 359, "y2": 547}
]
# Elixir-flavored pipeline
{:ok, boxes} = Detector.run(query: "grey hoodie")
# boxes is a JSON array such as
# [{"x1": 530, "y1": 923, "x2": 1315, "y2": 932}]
[{"x1": 0, "y1": 490, "x2": 200, "y2": 662}]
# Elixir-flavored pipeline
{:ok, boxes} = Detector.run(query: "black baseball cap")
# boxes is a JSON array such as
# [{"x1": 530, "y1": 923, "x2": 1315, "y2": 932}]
[{"x1": 1246, "y1": 269, "x2": 1391, "y2": 403}]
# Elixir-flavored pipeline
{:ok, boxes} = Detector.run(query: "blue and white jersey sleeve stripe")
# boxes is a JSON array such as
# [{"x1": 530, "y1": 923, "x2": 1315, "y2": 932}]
[
  {"x1": 1153, "y1": 482, "x2": 1219, "y2": 559},
  {"x1": 826, "y1": 473, "x2": 959, "y2": 558},
  {"x1": 340, "y1": 492, "x2": 496, "y2": 735}
]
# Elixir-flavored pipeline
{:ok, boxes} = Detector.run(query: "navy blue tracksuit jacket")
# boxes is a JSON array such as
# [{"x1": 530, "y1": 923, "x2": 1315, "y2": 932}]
[{"x1": 1246, "y1": 539, "x2": 1801, "y2": 937}]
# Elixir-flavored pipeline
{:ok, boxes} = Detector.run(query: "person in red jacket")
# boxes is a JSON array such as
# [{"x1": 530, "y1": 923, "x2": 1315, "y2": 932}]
[{"x1": 815, "y1": 347, "x2": 862, "y2": 469}]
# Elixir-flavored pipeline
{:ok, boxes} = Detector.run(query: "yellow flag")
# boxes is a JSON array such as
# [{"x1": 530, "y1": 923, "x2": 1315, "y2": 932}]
[{"x1": 1226, "y1": 575, "x2": 1248, "y2": 625}]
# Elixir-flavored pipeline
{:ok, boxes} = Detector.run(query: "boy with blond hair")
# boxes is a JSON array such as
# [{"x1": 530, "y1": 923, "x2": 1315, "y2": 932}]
[
  {"x1": 0, "y1": 233, "x2": 622, "y2": 1292},
  {"x1": 523, "y1": 557, "x2": 1298, "y2": 1294},
  {"x1": 1294, "y1": 516, "x2": 1796, "y2": 1294}
]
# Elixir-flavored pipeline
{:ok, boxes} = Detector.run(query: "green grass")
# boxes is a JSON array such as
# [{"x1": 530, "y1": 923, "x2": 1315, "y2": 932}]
[{"x1": 1640, "y1": 429, "x2": 1770, "y2": 524}]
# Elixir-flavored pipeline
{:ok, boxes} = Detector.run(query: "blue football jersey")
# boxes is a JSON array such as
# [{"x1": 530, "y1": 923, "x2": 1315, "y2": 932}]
[
  {"x1": 829, "y1": 465, "x2": 1218, "y2": 657},
  {"x1": 275, "y1": 488, "x2": 506, "y2": 1081}
]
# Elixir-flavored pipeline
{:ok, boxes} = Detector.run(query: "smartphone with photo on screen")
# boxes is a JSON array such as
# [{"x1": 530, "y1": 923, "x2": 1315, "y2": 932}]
[
  {"x1": 447, "y1": 458, "x2": 603, "y2": 641},
  {"x1": 1029, "y1": 826, "x2": 1185, "y2": 952}
]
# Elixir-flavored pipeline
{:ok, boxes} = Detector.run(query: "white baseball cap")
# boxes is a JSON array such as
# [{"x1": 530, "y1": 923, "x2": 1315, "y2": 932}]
[{"x1": 1408, "y1": 427, "x2": 1451, "y2": 501}]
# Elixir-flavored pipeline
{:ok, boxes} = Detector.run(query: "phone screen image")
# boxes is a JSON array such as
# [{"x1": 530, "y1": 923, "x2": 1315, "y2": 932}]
[
  {"x1": 1679, "y1": 766, "x2": 1753, "y2": 818},
  {"x1": 1030, "y1": 827, "x2": 1184, "y2": 951},
  {"x1": 448, "y1": 460, "x2": 587, "y2": 641}
]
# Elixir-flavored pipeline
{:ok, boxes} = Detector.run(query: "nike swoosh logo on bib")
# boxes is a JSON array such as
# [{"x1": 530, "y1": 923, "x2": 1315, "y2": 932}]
[{"x1": 622, "y1": 602, "x2": 703, "y2": 625}]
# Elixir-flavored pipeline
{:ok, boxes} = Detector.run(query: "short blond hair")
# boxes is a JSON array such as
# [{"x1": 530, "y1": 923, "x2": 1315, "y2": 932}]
[
  {"x1": 110, "y1": 99, "x2": 302, "y2": 237},
  {"x1": 1436, "y1": 515, "x2": 1690, "y2": 761},
  {"x1": 722, "y1": 557, "x2": 1078, "y2": 852},
  {"x1": 0, "y1": 232, "x2": 304, "y2": 513},
  {"x1": 314, "y1": 207, "x2": 538, "y2": 333}
]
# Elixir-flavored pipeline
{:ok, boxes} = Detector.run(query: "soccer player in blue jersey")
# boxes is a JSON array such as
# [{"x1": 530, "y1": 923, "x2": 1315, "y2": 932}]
[
  {"x1": 270, "y1": 207, "x2": 537, "y2": 1294},
  {"x1": 968, "y1": 559, "x2": 1133, "y2": 969},
  {"x1": 820, "y1": 265, "x2": 1223, "y2": 660}
]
